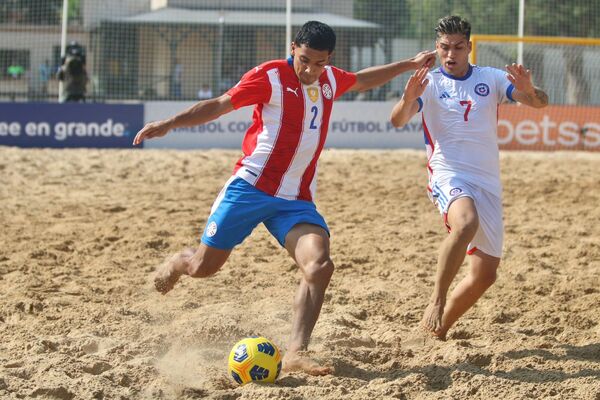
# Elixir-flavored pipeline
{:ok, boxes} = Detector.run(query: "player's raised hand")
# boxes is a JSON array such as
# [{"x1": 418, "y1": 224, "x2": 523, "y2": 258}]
[
  {"x1": 412, "y1": 50, "x2": 437, "y2": 69},
  {"x1": 132, "y1": 120, "x2": 172, "y2": 145},
  {"x1": 505, "y1": 63, "x2": 535, "y2": 94},
  {"x1": 402, "y1": 66, "x2": 430, "y2": 102}
]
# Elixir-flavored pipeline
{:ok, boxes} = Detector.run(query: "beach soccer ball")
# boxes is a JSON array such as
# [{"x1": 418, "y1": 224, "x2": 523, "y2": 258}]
[{"x1": 228, "y1": 337, "x2": 282, "y2": 385}]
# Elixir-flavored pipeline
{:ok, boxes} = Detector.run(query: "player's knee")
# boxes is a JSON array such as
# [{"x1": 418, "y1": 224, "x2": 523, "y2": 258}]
[
  {"x1": 303, "y1": 258, "x2": 334, "y2": 285},
  {"x1": 452, "y1": 215, "x2": 479, "y2": 240}
]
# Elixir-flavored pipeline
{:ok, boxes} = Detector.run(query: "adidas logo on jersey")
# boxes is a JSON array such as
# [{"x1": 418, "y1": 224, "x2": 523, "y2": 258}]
[{"x1": 439, "y1": 91, "x2": 451, "y2": 99}]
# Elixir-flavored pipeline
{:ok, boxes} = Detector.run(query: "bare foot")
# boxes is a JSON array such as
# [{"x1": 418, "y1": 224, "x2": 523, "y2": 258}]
[
  {"x1": 282, "y1": 351, "x2": 334, "y2": 376},
  {"x1": 154, "y1": 264, "x2": 181, "y2": 294},
  {"x1": 420, "y1": 303, "x2": 447, "y2": 341},
  {"x1": 153, "y1": 250, "x2": 193, "y2": 294}
]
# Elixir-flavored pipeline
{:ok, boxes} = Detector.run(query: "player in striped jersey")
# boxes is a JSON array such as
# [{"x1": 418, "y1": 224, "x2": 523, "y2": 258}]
[
  {"x1": 133, "y1": 21, "x2": 435, "y2": 374},
  {"x1": 390, "y1": 16, "x2": 548, "y2": 341}
]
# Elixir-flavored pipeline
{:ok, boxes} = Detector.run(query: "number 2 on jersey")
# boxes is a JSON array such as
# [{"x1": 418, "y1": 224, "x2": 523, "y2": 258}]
[
  {"x1": 459, "y1": 100, "x2": 472, "y2": 121},
  {"x1": 310, "y1": 106, "x2": 319, "y2": 129}
]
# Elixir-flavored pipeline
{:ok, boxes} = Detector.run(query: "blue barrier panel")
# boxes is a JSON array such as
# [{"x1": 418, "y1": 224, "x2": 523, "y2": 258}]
[{"x1": 0, "y1": 103, "x2": 143, "y2": 148}]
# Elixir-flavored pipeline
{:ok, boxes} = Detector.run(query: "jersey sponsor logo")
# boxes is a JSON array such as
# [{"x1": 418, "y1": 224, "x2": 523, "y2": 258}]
[
  {"x1": 439, "y1": 91, "x2": 451, "y2": 99},
  {"x1": 322, "y1": 83, "x2": 333, "y2": 99},
  {"x1": 307, "y1": 87, "x2": 319, "y2": 102},
  {"x1": 474, "y1": 83, "x2": 490, "y2": 97},
  {"x1": 286, "y1": 87, "x2": 299, "y2": 97},
  {"x1": 449, "y1": 187, "x2": 463, "y2": 196},
  {"x1": 206, "y1": 221, "x2": 218, "y2": 237}
]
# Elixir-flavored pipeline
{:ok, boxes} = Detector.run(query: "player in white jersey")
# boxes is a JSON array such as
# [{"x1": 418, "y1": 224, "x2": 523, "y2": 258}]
[
  {"x1": 133, "y1": 21, "x2": 436, "y2": 374},
  {"x1": 391, "y1": 16, "x2": 548, "y2": 340}
]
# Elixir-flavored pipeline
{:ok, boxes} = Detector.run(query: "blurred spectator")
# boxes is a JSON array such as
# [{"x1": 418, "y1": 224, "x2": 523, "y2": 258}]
[
  {"x1": 197, "y1": 84, "x2": 212, "y2": 100},
  {"x1": 7, "y1": 62, "x2": 25, "y2": 79},
  {"x1": 172, "y1": 62, "x2": 183, "y2": 98},
  {"x1": 38, "y1": 59, "x2": 51, "y2": 95}
]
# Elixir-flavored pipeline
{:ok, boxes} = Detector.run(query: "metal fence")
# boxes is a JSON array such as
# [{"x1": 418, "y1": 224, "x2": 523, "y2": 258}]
[{"x1": 1, "y1": 0, "x2": 600, "y2": 104}]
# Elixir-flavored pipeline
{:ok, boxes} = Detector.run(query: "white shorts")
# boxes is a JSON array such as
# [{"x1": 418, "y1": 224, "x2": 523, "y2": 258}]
[{"x1": 429, "y1": 177, "x2": 503, "y2": 258}]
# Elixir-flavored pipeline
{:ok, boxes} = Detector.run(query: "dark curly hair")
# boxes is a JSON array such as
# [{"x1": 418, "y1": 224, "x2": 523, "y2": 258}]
[{"x1": 435, "y1": 16, "x2": 471, "y2": 41}]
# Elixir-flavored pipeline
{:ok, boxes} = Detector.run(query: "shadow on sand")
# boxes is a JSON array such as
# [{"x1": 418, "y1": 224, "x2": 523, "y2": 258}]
[{"x1": 329, "y1": 343, "x2": 600, "y2": 392}]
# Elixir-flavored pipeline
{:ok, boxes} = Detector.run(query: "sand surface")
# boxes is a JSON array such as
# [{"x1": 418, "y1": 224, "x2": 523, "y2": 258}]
[{"x1": 0, "y1": 148, "x2": 598, "y2": 399}]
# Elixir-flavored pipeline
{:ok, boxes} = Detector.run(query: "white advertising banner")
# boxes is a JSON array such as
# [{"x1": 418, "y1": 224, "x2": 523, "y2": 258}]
[{"x1": 144, "y1": 101, "x2": 424, "y2": 149}]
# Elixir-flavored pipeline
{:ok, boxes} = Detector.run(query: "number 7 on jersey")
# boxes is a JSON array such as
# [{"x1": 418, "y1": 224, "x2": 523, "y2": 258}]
[{"x1": 459, "y1": 100, "x2": 472, "y2": 121}]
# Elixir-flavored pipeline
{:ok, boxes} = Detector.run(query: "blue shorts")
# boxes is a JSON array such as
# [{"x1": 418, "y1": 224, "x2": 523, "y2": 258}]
[{"x1": 201, "y1": 177, "x2": 329, "y2": 250}]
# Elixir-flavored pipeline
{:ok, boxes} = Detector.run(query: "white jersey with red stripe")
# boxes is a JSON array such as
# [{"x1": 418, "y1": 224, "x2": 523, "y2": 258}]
[
  {"x1": 418, "y1": 65, "x2": 514, "y2": 197},
  {"x1": 226, "y1": 57, "x2": 356, "y2": 202}
]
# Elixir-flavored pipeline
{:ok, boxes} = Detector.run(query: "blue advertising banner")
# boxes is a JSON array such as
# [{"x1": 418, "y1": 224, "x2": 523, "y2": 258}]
[{"x1": 0, "y1": 103, "x2": 143, "y2": 148}]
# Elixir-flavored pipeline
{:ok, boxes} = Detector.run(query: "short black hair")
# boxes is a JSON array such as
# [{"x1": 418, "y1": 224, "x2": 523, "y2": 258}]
[
  {"x1": 294, "y1": 21, "x2": 336, "y2": 53},
  {"x1": 435, "y1": 16, "x2": 471, "y2": 41}
]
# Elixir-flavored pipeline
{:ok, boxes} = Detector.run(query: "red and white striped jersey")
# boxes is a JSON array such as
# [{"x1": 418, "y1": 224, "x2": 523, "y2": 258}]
[{"x1": 226, "y1": 57, "x2": 356, "y2": 202}]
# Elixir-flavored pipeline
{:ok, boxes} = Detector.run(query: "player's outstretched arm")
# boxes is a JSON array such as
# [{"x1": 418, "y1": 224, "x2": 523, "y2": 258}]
[
  {"x1": 350, "y1": 51, "x2": 435, "y2": 93},
  {"x1": 132, "y1": 94, "x2": 234, "y2": 145},
  {"x1": 390, "y1": 66, "x2": 429, "y2": 127},
  {"x1": 505, "y1": 63, "x2": 548, "y2": 108}
]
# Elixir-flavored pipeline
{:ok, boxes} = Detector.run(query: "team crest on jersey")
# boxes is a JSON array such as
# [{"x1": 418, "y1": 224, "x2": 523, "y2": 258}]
[
  {"x1": 307, "y1": 87, "x2": 319, "y2": 102},
  {"x1": 322, "y1": 83, "x2": 333, "y2": 99},
  {"x1": 474, "y1": 83, "x2": 490, "y2": 97},
  {"x1": 206, "y1": 221, "x2": 218, "y2": 237},
  {"x1": 449, "y1": 187, "x2": 463, "y2": 196}
]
